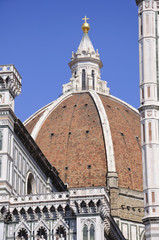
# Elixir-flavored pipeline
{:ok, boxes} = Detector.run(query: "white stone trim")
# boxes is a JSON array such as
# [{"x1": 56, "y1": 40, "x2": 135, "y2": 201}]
[
  {"x1": 28, "y1": 92, "x2": 74, "y2": 140},
  {"x1": 97, "y1": 92, "x2": 139, "y2": 115},
  {"x1": 23, "y1": 100, "x2": 56, "y2": 126},
  {"x1": 24, "y1": 90, "x2": 138, "y2": 172},
  {"x1": 34, "y1": 219, "x2": 50, "y2": 235},
  {"x1": 110, "y1": 95, "x2": 139, "y2": 114},
  {"x1": 89, "y1": 90, "x2": 116, "y2": 172},
  {"x1": 24, "y1": 90, "x2": 139, "y2": 127}
]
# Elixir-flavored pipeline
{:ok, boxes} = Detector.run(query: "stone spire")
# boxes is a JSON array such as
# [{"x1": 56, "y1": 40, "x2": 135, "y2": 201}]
[
  {"x1": 76, "y1": 32, "x2": 96, "y2": 57},
  {"x1": 63, "y1": 17, "x2": 109, "y2": 95}
]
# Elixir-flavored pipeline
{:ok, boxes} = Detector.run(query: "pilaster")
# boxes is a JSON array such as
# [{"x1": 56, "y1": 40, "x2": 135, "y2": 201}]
[
  {"x1": 0, "y1": 65, "x2": 21, "y2": 195},
  {"x1": 0, "y1": 221, "x2": 5, "y2": 240},
  {"x1": 137, "y1": 0, "x2": 159, "y2": 238}
]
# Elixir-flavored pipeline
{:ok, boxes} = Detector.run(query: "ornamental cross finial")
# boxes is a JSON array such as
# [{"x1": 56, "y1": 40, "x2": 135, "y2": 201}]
[{"x1": 82, "y1": 16, "x2": 89, "y2": 23}]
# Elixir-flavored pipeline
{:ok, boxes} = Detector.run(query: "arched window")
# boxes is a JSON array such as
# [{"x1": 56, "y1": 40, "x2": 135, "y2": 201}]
[
  {"x1": 0, "y1": 78, "x2": 5, "y2": 89},
  {"x1": 26, "y1": 172, "x2": 36, "y2": 194},
  {"x1": 17, "y1": 228, "x2": 28, "y2": 240},
  {"x1": 81, "y1": 201, "x2": 87, "y2": 213},
  {"x1": 0, "y1": 94, "x2": 3, "y2": 103},
  {"x1": 83, "y1": 223, "x2": 95, "y2": 240},
  {"x1": 92, "y1": 70, "x2": 95, "y2": 90},
  {"x1": 90, "y1": 225, "x2": 95, "y2": 240},
  {"x1": 0, "y1": 158, "x2": 2, "y2": 178},
  {"x1": 83, "y1": 225, "x2": 88, "y2": 240},
  {"x1": 89, "y1": 201, "x2": 95, "y2": 213},
  {"x1": 55, "y1": 226, "x2": 66, "y2": 240},
  {"x1": 0, "y1": 131, "x2": 3, "y2": 150},
  {"x1": 82, "y1": 69, "x2": 86, "y2": 90},
  {"x1": 37, "y1": 227, "x2": 47, "y2": 240}
]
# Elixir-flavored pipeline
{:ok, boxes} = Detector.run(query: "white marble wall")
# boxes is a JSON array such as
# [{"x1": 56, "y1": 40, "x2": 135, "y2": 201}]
[
  {"x1": 115, "y1": 218, "x2": 145, "y2": 240},
  {"x1": 138, "y1": 0, "x2": 159, "y2": 239}
]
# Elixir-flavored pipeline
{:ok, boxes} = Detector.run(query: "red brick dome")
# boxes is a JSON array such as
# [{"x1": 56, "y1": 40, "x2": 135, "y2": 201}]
[{"x1": 24, "y1": 92, "x2": 142, "y2": 191}]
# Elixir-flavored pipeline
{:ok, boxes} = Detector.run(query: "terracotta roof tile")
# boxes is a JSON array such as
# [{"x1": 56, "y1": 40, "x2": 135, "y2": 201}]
[{"x1": 25, "y1": 92, "x2": 142, "y2": 191}]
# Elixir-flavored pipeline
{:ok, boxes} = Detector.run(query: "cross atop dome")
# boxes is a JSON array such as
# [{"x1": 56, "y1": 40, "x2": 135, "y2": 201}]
[
  {"x1": 82, "y1": 15, "x2": 90, "y2": 33},
  {"x1": 82, "y1": 16, "x2": 89, "y2": 23}
]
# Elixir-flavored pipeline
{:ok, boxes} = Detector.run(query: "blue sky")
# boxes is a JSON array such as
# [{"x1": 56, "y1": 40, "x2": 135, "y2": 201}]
[{"x1": 0, "y1": 0, "x2": 139, "y2": 122}]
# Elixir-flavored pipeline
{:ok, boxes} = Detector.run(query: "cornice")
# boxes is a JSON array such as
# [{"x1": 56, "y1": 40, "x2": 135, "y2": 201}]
[
  {"x1": 143, "y1": 216, "x2": 159, "y2": 224},
  {"x1": 138, "y1": 104, "x2": 159, "y2": 112},
  {"x1": 0, "y1": 107, "x2": 17, "y2": 121},
  {"x1": 68, "y1": 57, "x2": 103, "y2": 69},
  {"x1": 136, "y1": 0, "x2": 157, "y2": 6}
]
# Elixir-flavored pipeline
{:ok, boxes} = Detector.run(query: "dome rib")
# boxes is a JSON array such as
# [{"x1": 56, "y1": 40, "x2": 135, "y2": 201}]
[
  {"x1": 33, "y1": 92, "x2": 107, "y2": 187},
  {"x1": 28, "y1": 92, "x2": 73, "y2": 140},
  {"x1": 89, "y1": 90, "x2": 116, "y2": 173},
  {"x1": 25, "y1": 91, "x2": 142, "y2": 190},
  {"x1": 99, "y1": 94, "x2": 142, "y2": 191},
  {"x1": 26, "y1": 90, "x2": 117, "y2": 174}
]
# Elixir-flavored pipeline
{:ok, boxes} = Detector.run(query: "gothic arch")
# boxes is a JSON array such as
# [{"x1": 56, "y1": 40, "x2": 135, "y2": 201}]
[
  {"x1": 17, "y1": 228, "x2": 28, "y2": 240},
  {"x1": 92, "y1": 69, "x2": 95, "y2": 90},
  {"x1": 55, "y1": 225, "x2": 66, "y2": 240},
  {"x1": 80, "y1": 201, "x2": 87, "y2": 213},
  {"x1": 82, "y1": 69, "x2": 86, "y2": 90},
  {"x1": 36, "y1": 226, "x2": 47, "y2": 240},
  {"x1": 82, "y1": 219, "x2": 96, "y2": 240},
  {"x1": 96, "y1": 199, "x2": 102, "y2": 212},
  {"x1": 34, "y1": 219, "x2": 50, "y2": 237},
  {"x1": 0, "y1": 130, "x2": 3, "y2": 151},
  {"x1": 88, "y1": 200, "x2": 96, "y2": 213},
  {"x1": 0, "y1": 77, "x2": 5, "y2": 89},
  {"x1": 81, "y1": 218, "x2": 96, "y2": 229},
  {"x1": 53, "y1": 218, "x2": 69, "y2": 240},
  {"x1": 15, "y1": 221, "x2": 30, "y2": 239},
  {"x1": 26, "y1": 171, "x2": 36, "y2": 195},
  {"x1": 83, "y1": 224, "x2": 88, "y2": 240},
  {"x1": 65, "y1": 204, "x2": 72, "y2": 217}
]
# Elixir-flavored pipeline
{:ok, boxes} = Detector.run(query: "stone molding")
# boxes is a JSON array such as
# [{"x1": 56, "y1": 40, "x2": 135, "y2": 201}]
[
  {"x1": 0, "y1": 65, "x2": 21, "y2": 98},
  {"x1": 29, "y1": 92, "x2": 72, "y2": 140},
  {"x1": 89, "y1": 90, "x2": 116, "y2": 173},
  {"x1": 0, "y1": 187, "x2": 125, "y2": 240}
]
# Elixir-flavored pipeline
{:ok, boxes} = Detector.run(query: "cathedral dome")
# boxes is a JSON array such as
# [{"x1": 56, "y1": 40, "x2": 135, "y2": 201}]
[
  {"x1": 24, "y1": 91, "x2": 142, "y2": 191},
  {"x1": 24, "y1": 17, "x2": 143, "y2": 194}
]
